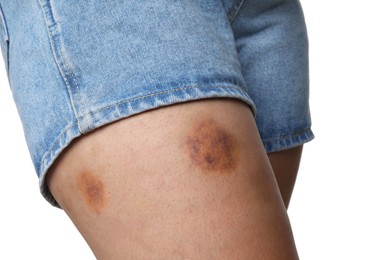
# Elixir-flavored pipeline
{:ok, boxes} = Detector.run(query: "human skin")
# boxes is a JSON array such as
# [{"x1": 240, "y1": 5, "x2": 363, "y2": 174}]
[
  {"x1": 47, "y1": 99, "x2": 299, "y2": 259},
  {"x1": 269, "y1": 145, "x2": 303, "y2": 208}
]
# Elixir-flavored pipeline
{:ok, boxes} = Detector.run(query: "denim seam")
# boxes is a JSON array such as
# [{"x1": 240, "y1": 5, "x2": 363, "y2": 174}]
[
  {"x1": 229, "y1": 0, "x2": 246, "y2": 24},
  {"x1": 39, "y1": 122, "x2": 78, "y2": 175},
  {"x1": 262, "y1": 127, "x2": 313, "y2": 142},
  {"x1": 0, "y1": 3, "x2": 9, "y2": 74},
  {"x1": 0, "y1": 4, "x2": 9, "y2": 41},
  {"x1": 37, "y1": 0, "x2": 82, "y2": 132},
  {"x1": 39, "y1": 83, "x2": 253, "y2": 178},
  {"x1": 78, "y1": 84, "x2": 250, "y2": 119},
  {"x1": 263, "y1": 129, "x2": 314, "y2": 153}
]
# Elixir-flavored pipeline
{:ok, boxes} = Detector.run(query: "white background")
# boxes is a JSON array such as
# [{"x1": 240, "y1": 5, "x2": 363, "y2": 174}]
[{"x1": 1, "y1": 1, "x2": 389, "y2": 259}]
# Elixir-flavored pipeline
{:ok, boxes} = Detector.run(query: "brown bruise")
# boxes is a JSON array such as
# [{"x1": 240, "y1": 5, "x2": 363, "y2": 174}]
[
  {"x1": 184, "y1": 118, "x2": 239, "y2": 175},
  {"x1": 77, "y1": 171, "x2": 108, "y2": 214}
]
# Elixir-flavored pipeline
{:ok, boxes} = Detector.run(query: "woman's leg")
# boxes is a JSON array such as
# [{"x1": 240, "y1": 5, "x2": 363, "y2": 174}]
[
  {"x1": 47, "y1": 99, "x2": 299, "y2": 259},
  {"x1": 268, "y1": 146, "x2": 303, "y2": 208}
]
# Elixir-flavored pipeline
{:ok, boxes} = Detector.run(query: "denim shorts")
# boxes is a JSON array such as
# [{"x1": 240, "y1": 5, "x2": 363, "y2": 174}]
[{"x1": 0, "y1": 0, "x2": 314, "y2": 206}]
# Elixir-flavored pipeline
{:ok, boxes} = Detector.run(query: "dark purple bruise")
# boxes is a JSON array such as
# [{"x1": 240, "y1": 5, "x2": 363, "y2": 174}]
[{"x1": 185, "y1": 119, "x2": 239, "y2": 174}]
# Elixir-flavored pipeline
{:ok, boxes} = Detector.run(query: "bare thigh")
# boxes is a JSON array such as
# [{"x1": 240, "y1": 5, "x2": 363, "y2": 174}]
[
  {"x1": 47, "y1": 99, "x2": 298, "y2": 259},
  {"x1": 268, "y1": 145, "x2": 303, "y2": 208}
]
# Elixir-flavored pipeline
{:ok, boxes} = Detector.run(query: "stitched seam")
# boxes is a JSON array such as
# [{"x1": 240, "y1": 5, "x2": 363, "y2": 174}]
[
  {"x1": 40, "y1": 122, "x2": 77, "y2": 175},
  {"x1": 0, "y1": 4, "x2": 9, "y2": 41},
  {"x1": 78, "y1": 84, "x2": 246, "y2": 118},
  {"x1": 37, "y1": 0, "x2": 82, "y2": 131},
  {"x1": 262, "y1": 128, "x2": 313, "y2": 142},
  {"x1": 229, "y1": 0, "x2": 246, "y2": 24},
  {"x1": 40, "y1": 83, "x2": 251, "y2": 173},
  {"x1": 0, "y1": 3, "x2": 9, "y2": 74}
]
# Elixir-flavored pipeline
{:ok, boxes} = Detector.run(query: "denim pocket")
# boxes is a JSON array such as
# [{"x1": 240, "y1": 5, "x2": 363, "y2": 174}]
[{"x1": 0, "y1": 4, "x2": 9, "y2": 73}]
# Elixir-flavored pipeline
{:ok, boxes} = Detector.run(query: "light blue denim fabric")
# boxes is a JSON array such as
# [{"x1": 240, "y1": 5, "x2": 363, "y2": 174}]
[
  {"x1": 0, "y1": 0, "x2": 313, "y2": 207},
  {"x1": 233, "y1": 0, "x2": 313, "y2": 152}
]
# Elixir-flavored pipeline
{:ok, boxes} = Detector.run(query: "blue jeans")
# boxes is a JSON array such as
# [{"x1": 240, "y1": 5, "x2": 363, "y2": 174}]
[{"x1": 0, "y1": 0, "x2": 313, "y2": 206}]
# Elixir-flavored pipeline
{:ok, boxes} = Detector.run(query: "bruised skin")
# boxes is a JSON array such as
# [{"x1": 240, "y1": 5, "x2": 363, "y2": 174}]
[
  {"x1": 74, "y1": 117, "x2": 238, "y2": 214},
  {"x1": 76, "y1": 171, "x2": 109, "y2": 214},
  {"x1": 184, "y1": 118, "x2": 239, "y2": 175},
  {"x1": 46, "y1": 101, "x2": 299, "y2": 259}
]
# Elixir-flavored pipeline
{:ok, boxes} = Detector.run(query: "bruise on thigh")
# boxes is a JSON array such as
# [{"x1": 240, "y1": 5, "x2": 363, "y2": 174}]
[
  {"x1": 77, "y1": 171, "x2": 109, "y2": 214},
  {"x1": 183, "y1": 118, "x2": 239, "y2": 175}
]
